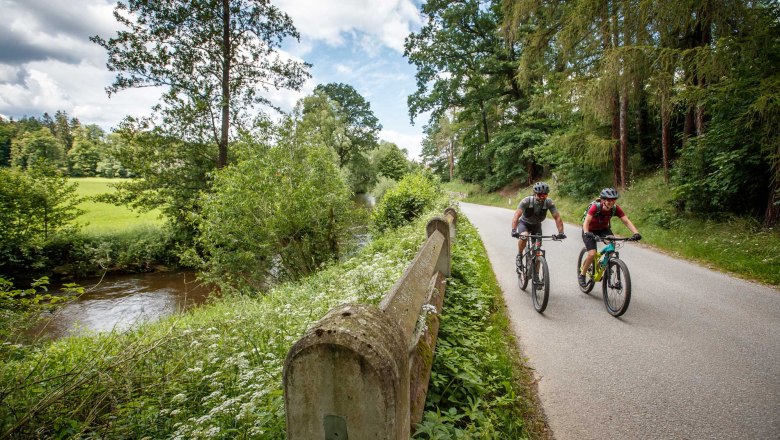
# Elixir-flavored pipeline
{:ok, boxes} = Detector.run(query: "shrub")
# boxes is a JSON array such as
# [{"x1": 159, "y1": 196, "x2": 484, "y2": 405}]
[
  {"x1": 372, "y1": 172, "x2": 440, "y2": 231},
  {"x1": 195, "y1": 142, "x2": 357, "y2": 294}
]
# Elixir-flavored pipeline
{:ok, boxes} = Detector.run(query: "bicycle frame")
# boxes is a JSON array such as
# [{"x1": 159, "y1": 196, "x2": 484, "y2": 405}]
[{"x1": 592, "y1": 242, "x2": 617, "y2": 282}]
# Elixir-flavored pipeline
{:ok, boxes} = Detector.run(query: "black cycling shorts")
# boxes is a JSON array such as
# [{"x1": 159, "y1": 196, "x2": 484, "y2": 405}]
[
  {"x1": 582, "y1": 228, "x2": 613, "y2": 251},
  {"x1": 516, "y1": 220, "x2": 543, "y2": 236}
]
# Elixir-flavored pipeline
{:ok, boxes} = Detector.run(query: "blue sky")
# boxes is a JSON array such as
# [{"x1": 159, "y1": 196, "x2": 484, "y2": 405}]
[{"x1": 0, "y1": 0, "x2": 429, "y2": 158}]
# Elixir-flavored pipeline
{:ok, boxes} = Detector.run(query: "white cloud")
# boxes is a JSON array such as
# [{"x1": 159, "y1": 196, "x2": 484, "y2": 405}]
[
  {"x1": 274, "y1": 0, "x2": 421, "y2": 53},
  {"x1": 380, "y1": 128, "x2": 423, "y2": 160}
]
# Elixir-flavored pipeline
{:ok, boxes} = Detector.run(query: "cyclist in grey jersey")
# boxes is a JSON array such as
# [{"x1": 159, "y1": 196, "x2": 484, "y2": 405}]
[{"x1": 511, "y1": 182, "x2": 566, "y2": 258}]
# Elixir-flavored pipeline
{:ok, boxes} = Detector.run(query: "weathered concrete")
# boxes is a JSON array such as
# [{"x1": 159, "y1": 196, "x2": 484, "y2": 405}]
[
  {"x1": 284, "y1": 303, "x2": 409, "y2": 440},
  {"x1": 284, "y1": 208, "x2": 457, "y2": 439},
  {"x1": 408, "y1": 271, "x2": 446, "y2": 428}
]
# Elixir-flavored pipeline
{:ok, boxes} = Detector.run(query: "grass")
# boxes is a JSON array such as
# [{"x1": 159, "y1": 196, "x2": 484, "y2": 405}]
[
  {"x1": 1, "y1": 199, "x2": 549, "y2": 438},
  {"x1": 444, "y1": 175, "x2": 780, "y2": 286},
  {"x1": 72, "y1": 177, "x2": 163, "y2": 235}
]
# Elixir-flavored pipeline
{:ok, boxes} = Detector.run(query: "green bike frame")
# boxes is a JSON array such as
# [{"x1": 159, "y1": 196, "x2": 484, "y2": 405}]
[{"x1": 592, "y1": 242, "x2": 615, "y2": 282}]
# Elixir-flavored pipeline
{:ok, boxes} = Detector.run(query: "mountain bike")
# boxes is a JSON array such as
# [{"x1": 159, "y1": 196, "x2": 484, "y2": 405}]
[
  {"x1": 576, "y1": 236, "x2": 637, "y2": 317},
  {"x1": 516, "y1": 234, "x2": 565, "y2": 313}
]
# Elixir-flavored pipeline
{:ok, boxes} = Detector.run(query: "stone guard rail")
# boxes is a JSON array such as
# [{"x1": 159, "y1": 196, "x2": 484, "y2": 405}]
[{"x1": 283, "y1": 207, "x2": 458, "y2": 440}]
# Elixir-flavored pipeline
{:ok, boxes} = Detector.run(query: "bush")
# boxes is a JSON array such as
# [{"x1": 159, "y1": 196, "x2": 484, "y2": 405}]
[
  {"x1": 195, "y1": 142, "x2": 357, "y2": 294},
  {"x1": 372, "y1": 172, "x2": 440, "y2": 231},
  {"x1": 371, "y1": 176, "x2": 398, "y2": 203}
]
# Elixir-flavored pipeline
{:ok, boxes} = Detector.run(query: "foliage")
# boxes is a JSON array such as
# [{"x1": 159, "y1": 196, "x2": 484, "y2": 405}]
[
  {"x1": 0, "y1": 166, "x2": 83, "y2": 279},
  {"x1": 9, "y1": 128, "x2": 65, "y2": 170},
  {"x1": 373, "y1": 172, "x2": 441, "y2": 231},
  {"x1": 414, "y1": 218, "x2": 546, "y2": 439},
  {"x1": 194, "y1": 138, "x2": 357, "y2": 294},
  {"x1": 372, "y1": 140, "x2": 410, "y2": 181},
  {"x1": 314, "y1": 83, "x2": 382, "y2": 167},
  {"x1": 371, "y1": 176, "x2": 398, "y2": 203},
  {"x1": 0, "y1": 201, "x2": 436, "y2": 439},
  {"x1": 91, "y1": 0, "x2": 309, "y2": 168},
  {"x1": 0, "y1": 277, "x2": 82, "y2": 355},
  {"x1": 97, "y1": 123, "x2": 215, "y2": 240}
]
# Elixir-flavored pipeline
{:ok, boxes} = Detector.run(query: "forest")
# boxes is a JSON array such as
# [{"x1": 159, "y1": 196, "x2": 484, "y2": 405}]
[{"x1": 413, "y1": 0, "x2": 779, "y2": 227}]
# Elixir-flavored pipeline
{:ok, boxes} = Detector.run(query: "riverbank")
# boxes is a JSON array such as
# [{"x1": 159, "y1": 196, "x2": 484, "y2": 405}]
[
  {"x1": 0, "y1": 203, "x2": 549, "y2": 438},
  {"x1": 445, "y1": 175, "x2": 780, "y2": 286}
]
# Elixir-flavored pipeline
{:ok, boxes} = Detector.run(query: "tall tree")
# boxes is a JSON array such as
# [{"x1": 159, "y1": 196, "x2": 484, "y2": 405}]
[
  {"x1": 10, "y1": 128, "x2": 64, "y2": 170},
  {"x1": 92, "y1": 0, "x2": 310, "y2": 168},
  {"x1": 314, "y1": 83, "x2": 382, "y2": 167}
]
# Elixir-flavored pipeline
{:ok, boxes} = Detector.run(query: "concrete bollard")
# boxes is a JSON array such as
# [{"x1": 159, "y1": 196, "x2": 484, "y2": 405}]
[{"x1": 283, "y1": 303, "x2": 409, "y2": 440}]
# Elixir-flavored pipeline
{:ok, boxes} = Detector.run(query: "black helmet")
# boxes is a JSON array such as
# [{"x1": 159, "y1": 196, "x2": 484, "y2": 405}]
[
  {"x1": 533, "y1": 182, "x2": 550, "y2": 194},
  {"x1": 600, "y1": 187, "x2": 620, "y2": 199}
]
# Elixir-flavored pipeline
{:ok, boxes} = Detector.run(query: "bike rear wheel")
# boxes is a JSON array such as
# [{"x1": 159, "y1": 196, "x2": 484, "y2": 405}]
[
  {"x1": 517, "y1": 252, "x2": 530, "y2": 290},
  {"x1": 603, "y1": 258, "x2": 631, "y2": 317},
  {"x1": 577, "y1": 248, "x2": 595, "y2": 293},
  {"x1": 532, "y1": 255, "x2": 550, "y2": 313}
]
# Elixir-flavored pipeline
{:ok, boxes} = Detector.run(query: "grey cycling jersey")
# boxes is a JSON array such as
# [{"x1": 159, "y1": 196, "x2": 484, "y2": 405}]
[{"x1": 517, "y1": 195, "x2": 558, "y2": 225}]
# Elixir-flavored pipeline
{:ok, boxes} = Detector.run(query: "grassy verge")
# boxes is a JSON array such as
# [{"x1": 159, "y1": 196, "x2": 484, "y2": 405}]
[
  {"x1": 1, "y1": 201, "x2": 548, "y2": 439},
  {"x1": 415, "y1": 214, "x2": 549, "y2": 439},
  {"x1": 445, "y1": 175, "x2": 780, "y2": 286}
]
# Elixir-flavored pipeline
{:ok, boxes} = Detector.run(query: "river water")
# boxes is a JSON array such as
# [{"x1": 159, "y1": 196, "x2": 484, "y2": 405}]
[{"x1": 26, "y1": 271, "x2": 211, "y2": 341}]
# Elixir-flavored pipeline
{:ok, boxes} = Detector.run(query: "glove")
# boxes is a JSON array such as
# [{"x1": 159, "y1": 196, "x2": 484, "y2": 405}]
[
  {"x1": 632, "y1": 233, "x2": 642, "y2": 241},
  {"x1": 584, "y1": 232, "x2": 595, "y2": 239},
  {"x1": 556, "y1": 233, "x2": 566, "y2": 240},
  {"x1": 511, "y1": 230, "x2": 520, "y2": 238}
]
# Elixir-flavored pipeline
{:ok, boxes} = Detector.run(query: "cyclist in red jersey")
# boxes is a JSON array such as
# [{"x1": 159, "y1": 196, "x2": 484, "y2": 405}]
[{"x1": 578, "y1": 187, "x2": 641, "y2": 287}]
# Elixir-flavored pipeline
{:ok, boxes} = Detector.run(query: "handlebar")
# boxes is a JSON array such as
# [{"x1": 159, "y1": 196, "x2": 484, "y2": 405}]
[
  {"x1": 593, "y1": 235, "x2": 637, "y2": 242},
  {"x1": 520, "y1": 234, "x2": 565, "y2": 241}
]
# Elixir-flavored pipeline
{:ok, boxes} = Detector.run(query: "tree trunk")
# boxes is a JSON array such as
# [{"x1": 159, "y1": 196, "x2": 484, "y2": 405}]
[
  {"x1": 764, "y1": 177, "x2": 779, "y2": 228},
  {"x1": 218, "y1": 0, "x2": 230, "y2": 169},
  {"x1": 448, "y1": 140, "x2": 454, "y2": 181},
  {"x1": 611, "y1": 93, "x2": 621, "y2": 188},
  {"x1": 661, "y1": 103, "x2": 671, "y2": 182},
  {"x1": 619, "y1": 86, "x2": 629, "y2": 188}
]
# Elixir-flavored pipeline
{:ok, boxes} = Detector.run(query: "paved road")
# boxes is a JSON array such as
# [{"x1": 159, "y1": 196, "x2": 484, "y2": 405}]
[{"x1": 460, "y1": 202, "x2": 780, "y2": 440}]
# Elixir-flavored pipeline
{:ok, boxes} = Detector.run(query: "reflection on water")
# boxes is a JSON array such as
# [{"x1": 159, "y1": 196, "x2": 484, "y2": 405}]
[{"x1": 26, "y1": 271, "x2": 212, "y2": 341}]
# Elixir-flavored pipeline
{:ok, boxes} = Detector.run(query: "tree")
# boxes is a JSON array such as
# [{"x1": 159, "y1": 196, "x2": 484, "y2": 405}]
[
  {"x1": 421, "y1": 114, "x2": 459, "y2": 181},
  {"x1": 92, "y1": 0, "x2": 310, "y2": 169},
  {"x1": 313, "y1": 83, "x2": 382, "y2": 167},
  {"x1": 10, "y1": 128, "x2": 65, "y2": 169},
  {"x1": 0, "y1": 165, "x2": 83, "y2": 276},
  {"x1": 195, "y1": 135, "x2": 356, "y2": 294},
  {"x1": 0, "y1": 117, "x2": 15, "y2": 167},
  {"x1": 372, "y1": 141, "x2": 410, "y2": 181}
]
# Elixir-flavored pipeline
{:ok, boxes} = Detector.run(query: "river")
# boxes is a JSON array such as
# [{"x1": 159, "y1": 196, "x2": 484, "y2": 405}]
[
  {"x1": 25, "y1": 271, "x2": 211, "y2": 341},
  {"x1": 27, "y1": 194, "x2": 375, "y2": 341}
]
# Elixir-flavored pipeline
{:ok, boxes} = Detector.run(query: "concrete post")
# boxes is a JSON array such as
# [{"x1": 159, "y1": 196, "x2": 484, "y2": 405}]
[{"x1": 283, "y1": 303, "x2": 409, "y2": 440}]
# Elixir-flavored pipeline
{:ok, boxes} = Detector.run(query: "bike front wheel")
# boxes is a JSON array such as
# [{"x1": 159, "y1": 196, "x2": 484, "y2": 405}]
[
  {"x1": 532, "y1": 255, "x2": 550, "y2": 313},
  {"x1": 577, "y1": 248, "x2": 595, "y2": 293},
  {"x1": 603, "y1": 258, "x2": 631, "y2": 317},
  {"x1": 518, "y1": 252, "x2": 530, "y2": 291}
]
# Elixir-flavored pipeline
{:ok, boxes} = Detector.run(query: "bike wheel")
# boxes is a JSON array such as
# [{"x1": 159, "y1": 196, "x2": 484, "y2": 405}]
[
  {"x1": 532, "y1": 255, "x2": 550, "y2": 313},
  {"x1": 577, "y1": 248, "x2": 595, "y2": 293},
  {"x1": 602, "y1": 258, "x2": 631, "y2": 317},
  {"x1": 517, "y1": 252, "x2": 530, "y2": 290}
]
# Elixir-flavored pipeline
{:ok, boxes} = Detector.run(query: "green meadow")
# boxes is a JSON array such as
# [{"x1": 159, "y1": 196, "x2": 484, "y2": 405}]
[{"x1": 73, "y1": 178, "x2": 163, "y2": 235}]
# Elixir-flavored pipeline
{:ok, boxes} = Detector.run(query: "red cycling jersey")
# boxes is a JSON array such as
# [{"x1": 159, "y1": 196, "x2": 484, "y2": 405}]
[{"x1": 587, "y1": 203, "x2": 625, "y2": 231}]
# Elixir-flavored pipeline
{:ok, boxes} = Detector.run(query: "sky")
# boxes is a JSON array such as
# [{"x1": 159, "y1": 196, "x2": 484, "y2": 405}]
[{"x1": 0, "y1": 0, "x2": 430, "y2": 158}]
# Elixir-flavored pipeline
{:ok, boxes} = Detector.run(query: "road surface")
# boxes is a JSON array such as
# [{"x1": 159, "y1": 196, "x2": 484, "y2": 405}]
[{"x1": 460, "y1": 202, "x2": 780, "y2": 440}]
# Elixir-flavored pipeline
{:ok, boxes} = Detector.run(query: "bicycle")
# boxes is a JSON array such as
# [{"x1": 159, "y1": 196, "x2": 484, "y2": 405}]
[
  {"x1": 516, "y1": 234, "x2": 565, "y2": 313},
  {"x1": 576, "y1": 236, "x2": 637, "y2": 317}
]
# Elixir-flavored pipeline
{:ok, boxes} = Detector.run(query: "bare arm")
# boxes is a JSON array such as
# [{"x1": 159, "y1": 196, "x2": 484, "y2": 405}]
[
  {"x1": 583, "y1": 214, "x2": 593, "y2": 233},
  {"x1": 511, "y1": 209, "x2": 523, "y2": 230},
  {"x1": 552, "y1": 211, "x2": 565, "y2": 234},
  {"x1": 619, "y1": 215, "x2": 639, "y2": 234}
]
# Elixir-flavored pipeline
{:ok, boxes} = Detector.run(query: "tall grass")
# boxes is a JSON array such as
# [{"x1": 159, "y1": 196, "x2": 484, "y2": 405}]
[
  {"x1": 444, "y1": 175, "x2": 780, "y2": 285},
  {"x1": 0, "y1": 200, "x2": 549, "y2": 438}
]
